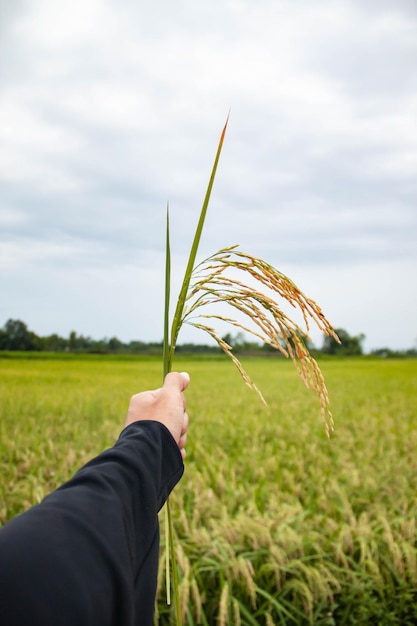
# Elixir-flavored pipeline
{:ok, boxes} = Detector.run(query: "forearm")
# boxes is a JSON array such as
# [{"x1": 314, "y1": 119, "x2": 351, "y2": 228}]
[{"x1": 0, "y1": 420, "x2": 183, "y2": 626}]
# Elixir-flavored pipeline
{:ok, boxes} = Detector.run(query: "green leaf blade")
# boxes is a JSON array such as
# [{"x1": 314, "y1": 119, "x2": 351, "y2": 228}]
[
  {"x1": 163, "y1": 204, "x2": 171, "y2": 377},
  {"x1": 170, "y1": 114, "x2": 230, "y2": 358}
]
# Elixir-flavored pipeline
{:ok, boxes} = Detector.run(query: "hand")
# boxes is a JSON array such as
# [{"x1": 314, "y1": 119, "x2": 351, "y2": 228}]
[{"x1": 125, "y1": 372, "x2": 190, "y2": 459}]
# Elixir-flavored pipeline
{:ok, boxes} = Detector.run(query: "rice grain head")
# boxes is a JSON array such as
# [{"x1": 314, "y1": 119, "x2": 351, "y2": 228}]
[
  {"x1": 265, "y1": 614, "x2": 275, "y2": 626},
  {"x1": 184, "y1": 246, "x2": 339, "y2": 435},
  {"x1": 218, "y1": 582, "x2": 230, "y2": 626},
  {"x1": 237, "y1": 556, "x2": 257, "y2": 609}
]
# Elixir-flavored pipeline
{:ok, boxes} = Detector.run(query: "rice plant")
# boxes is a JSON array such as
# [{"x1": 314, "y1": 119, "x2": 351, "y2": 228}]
[
  {"x1": 2, "y1": 357, "x2": 417, "y2": 624},
  {"x1": 162, "y1": 116, "x2": 338, "y2": 624}
]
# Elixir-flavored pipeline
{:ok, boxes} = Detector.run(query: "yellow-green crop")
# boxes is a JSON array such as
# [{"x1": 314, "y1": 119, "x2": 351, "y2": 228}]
[{"x1": 1, "y1": 356, "x2": 417, "y2": 624}]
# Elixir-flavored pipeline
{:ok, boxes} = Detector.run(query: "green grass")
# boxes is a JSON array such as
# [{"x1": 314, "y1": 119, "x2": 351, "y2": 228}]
[{"x1": 1, "y1": 356, "x2": 416, "y2": 624}]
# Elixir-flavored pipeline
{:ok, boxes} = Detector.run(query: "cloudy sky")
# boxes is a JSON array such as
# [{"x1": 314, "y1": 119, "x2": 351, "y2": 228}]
[{"x1": 1, "y1": 0, "x2": 416, "y2": 351}]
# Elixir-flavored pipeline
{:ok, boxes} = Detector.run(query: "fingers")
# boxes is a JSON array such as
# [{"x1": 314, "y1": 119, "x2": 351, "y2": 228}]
[
  {"x1": 179, "y1": 432, "x2": 187, "y2": 448},
  {"x1": 181, "y1": 410, "x2": 189, "y2": 436},
  {"x1": 178, "y1": 410, "x2": 189, "y2": 458}
]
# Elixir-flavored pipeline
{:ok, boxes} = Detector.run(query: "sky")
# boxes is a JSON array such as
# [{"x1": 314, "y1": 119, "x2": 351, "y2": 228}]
[{"x1": 1, "y1": 0, "x2": 416, "y2": 352}]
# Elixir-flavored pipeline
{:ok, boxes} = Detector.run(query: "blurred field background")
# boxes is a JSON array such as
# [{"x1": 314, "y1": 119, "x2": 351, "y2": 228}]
[{"x1": 1, "y1": 355, "x2": 416, "y2": 624}]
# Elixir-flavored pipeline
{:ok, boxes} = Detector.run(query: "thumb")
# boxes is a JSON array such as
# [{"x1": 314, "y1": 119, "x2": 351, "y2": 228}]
[{"x1": 163, "y1": 371, "x2": 190, "y2": 393}]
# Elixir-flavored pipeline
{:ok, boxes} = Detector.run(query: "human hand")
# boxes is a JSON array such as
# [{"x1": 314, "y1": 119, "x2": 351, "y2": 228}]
[{"x1": 125, "y1": 372, "x2": 190, "y2": 459}]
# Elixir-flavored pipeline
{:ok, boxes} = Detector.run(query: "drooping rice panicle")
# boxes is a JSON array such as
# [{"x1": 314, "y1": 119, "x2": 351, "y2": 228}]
[{"x1": 180, "y1": 247, "x2": 339, "y2": 436}]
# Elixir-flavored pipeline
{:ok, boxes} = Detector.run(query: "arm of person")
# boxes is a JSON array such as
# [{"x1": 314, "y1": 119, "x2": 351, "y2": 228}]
[{"x1": 0, "y1": 372, "x2": 190, "y2": 626}]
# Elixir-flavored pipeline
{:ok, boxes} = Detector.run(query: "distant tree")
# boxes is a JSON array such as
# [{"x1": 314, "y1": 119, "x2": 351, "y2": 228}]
[
  {"x1": 261, "y1": 330, "x2": 315, "y2": 357},
  {"x1": 370, "y1": 347, "x2": 393, "y2": 358},
  {"x1": 0, "y1": 319, "x2": 41, "y2": 351},
  {"x1": 283, "y1": 330, "x2": 315, "y2": 354},
  {"x1": 88, "y1": 339, "x2": 108, "y2": 353},
  {"x1": 44, "y1": 333, "x2": 68, "y2": 352},
  {"x1": 68, "y1": 331, "x2": 94, "y2": 352},
  {"x1": 128, "y1": 340, "x2": 148, "y2": 353},
  {"x1": 221, "y1": 331, "x2": 246, "y2": 352},
  {"x1": 175, "y1": 342, "x2": 220, "y2": 354},
  {"x1": 69, "y1": 330, "x2": 78, "y2": 352},
  {"x1": 221, "y1": 332, "x2": 233, "y2": 347},
  {"x1": 108, "y1": 337, "x2": 124, "y2": 352},
  {"x1": 370, "y1": 346, "x2": 417, "y2": 359},
  {"x1": 321, "y1": 328, "x2": 365, "y2": 356}
]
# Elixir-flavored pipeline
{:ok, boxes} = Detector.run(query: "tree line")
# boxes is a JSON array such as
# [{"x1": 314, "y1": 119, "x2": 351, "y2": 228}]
[
  {"x1": 0, "y1": 319, "x2": 220, "y2": 355},
  {"x1": 0, "y1": 319, "x2": 416, "y2": 358}
]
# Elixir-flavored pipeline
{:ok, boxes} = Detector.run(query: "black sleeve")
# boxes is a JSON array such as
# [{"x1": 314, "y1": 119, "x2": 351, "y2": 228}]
[{"x1": 0, "y1": 420, "x2": 184, "y2": 626}]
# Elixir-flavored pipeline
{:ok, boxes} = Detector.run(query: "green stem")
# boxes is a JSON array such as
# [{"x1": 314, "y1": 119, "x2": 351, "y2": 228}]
[
  {"x1": 162, "y1": 117, "x2": 229, "y2": 625},
  {"x1": 163, "y1": 204, "x2": 182, "y2": 624},
  {"x1": 169, "y1": 114, "x2": 229, "y2": 365},
  {"x1": 167, "y1": 498, "x2": 182, "y2": 624}
]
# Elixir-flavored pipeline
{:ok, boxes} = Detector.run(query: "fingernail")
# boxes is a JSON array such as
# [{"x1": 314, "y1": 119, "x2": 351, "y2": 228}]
[{"x1": 180, "y1": 371, "x2": 190, "y2": 384}]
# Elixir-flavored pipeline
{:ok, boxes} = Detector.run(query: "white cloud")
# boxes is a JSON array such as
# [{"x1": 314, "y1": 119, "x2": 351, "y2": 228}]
[
  {"x1": 14, "y1": 0, "x2": 113, "y2": 50},
  {"x1": 0, "y1": 96, "x2": 85, "y2": 189},
  {"x1": 1, "y1": 0, "x2": 416, "y2": 350},
  {"x1": 0, "y1": 240, "x2": 79, "y2": 271}
]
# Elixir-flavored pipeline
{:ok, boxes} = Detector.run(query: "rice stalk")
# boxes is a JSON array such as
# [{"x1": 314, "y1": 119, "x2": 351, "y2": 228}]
[
  {"x1": 161, "y1": 114, "x2": 338, "y2": 623},
  {"x1": 232, "y1": 597, "x2": 242, "y2": 626},
  {"x1": 162, "y1": 116, "x2": 229, "y2": 625}
]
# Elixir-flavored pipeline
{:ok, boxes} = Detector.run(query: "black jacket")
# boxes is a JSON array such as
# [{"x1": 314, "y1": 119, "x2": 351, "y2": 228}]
[{"x1": 0, "y1": 420, "x2": 184, "y2": 626}]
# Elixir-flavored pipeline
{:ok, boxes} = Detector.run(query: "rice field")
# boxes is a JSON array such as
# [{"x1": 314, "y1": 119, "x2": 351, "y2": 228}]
[{"x1": 1, "y1": 355, "x2": 416, "y2": 624}]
